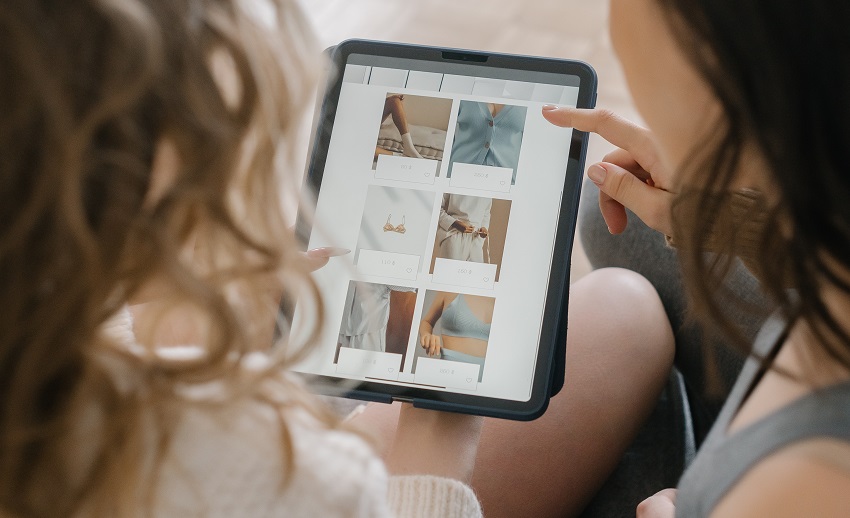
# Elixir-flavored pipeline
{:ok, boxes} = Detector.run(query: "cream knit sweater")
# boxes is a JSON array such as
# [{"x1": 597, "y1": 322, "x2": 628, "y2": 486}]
[
  {"x1": 99, "y1": 309, "x2": 483, "y2": 517},
  {"x1": 147, "y1": 392, "x2": 482, "y2": 517}
]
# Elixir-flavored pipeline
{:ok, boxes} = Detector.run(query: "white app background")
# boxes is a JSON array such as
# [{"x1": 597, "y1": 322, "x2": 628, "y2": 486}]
[{"x1": 294, "y1": 62, "x2": 577, "y2": 402}]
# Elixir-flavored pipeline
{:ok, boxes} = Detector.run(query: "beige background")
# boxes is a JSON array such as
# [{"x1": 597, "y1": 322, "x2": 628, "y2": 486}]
[
  {"x1": 388, "y1": 93, "x2": 453, "y2": 132},
  {"x1": 301, "y1": 0, "x2": 642, "y2": 281}
]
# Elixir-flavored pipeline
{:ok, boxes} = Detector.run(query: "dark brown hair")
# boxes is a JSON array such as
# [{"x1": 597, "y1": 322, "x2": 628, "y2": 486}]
[
  {"x1": 0, "y1": 1, "x2": 327, "y2": 515},
  {"x1": 657, "y1": 0, "x2": 850, "y2": 367}
]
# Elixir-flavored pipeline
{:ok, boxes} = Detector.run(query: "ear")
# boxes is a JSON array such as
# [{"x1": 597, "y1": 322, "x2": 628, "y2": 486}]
[{"x1": 144, "y1": 138, "x2": 180, "y2": 209}]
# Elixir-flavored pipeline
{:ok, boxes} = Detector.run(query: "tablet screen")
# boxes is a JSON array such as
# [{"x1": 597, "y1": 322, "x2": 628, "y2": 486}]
[{"x1": 293, "y1": 50, "x2": 584, "y2": 404}]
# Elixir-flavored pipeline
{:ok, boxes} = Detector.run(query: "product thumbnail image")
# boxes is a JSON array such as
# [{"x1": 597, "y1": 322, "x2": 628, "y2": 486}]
[
  {"x1": 373, "y1": 93, "x2": 453, "y2": 170},
  {"x1": 446, "y1": 100, "x2": 527, "y2": 184},
  {"x1": 412, "y1": 290, "x2": 495, "y2": 382}
]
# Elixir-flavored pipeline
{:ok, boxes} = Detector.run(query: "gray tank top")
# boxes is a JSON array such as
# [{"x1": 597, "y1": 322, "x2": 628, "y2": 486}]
[{"x1": 676, "y1": 314, "x2": 850, "y2": 516}]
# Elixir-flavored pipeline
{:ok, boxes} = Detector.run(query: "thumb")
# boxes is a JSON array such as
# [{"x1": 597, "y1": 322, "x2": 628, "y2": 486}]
[{"x1": 587, "y1": 162, "x2": 674, "y2": 236}]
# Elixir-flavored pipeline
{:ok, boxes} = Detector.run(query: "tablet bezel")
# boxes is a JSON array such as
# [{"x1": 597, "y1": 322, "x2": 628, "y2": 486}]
[{"x1": 295, "y1": 39, "x2": 597, "y2": 420}]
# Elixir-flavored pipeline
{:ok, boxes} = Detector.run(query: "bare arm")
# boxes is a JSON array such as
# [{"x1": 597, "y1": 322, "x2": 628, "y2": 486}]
[{"x1": 419, "y1": 294, "x2": 446, "y2": 357}]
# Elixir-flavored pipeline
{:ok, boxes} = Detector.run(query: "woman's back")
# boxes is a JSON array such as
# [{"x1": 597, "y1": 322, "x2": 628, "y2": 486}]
[
  {"x1": 75, "y1": 311, "x2": 481, "y2": 516},
  {"x1": 147, "y1": 388, "x2": 385, "y2": 516}
]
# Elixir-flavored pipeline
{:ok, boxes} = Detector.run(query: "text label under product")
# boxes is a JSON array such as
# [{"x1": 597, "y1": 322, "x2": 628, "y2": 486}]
[
  {"x1": 450, "y1": 163, "x2": 512, "y2": 192},
  {"x1": 375, "y1": 155, "x2": 438, "y2": 184},
  {"x1": 358, "y1": 249, "x2": 420, "y2": 280},
  {"x1": 337, "y1": 348, "x2": 403, "y2": 380},
  {"x1": 432, "y1": 257, "x2": 497, "y2": 290},
  {"x1": 415, "y1": 357, "x2": 480, "y2": 390}
]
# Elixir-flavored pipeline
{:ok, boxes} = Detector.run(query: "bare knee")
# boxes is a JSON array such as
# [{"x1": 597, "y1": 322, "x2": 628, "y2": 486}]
[
  {"x1": 570, "y1": 268, "x2": 675, "y2": 369},
  {"x1": 385, "y1": 94, "x2": 403, "y2": 111}
]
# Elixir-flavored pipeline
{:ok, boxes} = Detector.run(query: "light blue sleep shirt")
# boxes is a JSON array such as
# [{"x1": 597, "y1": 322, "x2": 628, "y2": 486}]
[{"x1": 447, "y1": 100, "x2": 527, "y2": 184}]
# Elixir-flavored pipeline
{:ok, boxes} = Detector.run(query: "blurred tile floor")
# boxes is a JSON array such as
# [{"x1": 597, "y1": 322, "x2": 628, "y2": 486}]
[{"x1": 301, "y1": 0, "x2": 643, "y2": 281}]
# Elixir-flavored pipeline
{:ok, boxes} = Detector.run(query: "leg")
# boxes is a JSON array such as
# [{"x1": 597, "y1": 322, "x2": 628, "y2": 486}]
[
  {"x1": 381, "y1": 97, "x2": 396, "y2": 124},
  {"x1": 578, "y1": 178, "x2": 773, "y2": 438},
  {"x1": 384, "y1": 95, "x2": 423, "y2": 159},
  {"x1": 376, "y1": 97, "x2": 400, "y2": 161},
  {"x1": 384, "y1": 95, "x2": 410, "y2": 135},
  {"x1": 350, "y1": 268, "x2": 674, "y2": 517},
  {"x1": 468, "y1": 235, "x2": 485, "y2": 263},
  {"x1": 471, "y1": 268, "x2": 674, "y2": 517},
  {"x1": 351, "y1": 329, "x2": 386, "y2": 352}
]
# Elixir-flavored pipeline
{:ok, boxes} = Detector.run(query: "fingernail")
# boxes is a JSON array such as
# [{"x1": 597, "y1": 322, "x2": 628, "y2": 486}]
[
  {"x1": 588, "y1": 164, "x2": 607, "y2": 185},
  {"x1": 542, "y1": 104, "x2": 558, "y2": 111},
  {"x1": 306, "y1": 247, "x2": 350, "y2": 258}
]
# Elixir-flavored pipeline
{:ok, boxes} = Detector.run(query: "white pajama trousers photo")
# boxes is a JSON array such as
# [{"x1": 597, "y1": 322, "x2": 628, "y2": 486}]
[
  {"x1": 338, "y1": 330, "x2": 387, "y2": 352},
  {"x1": 439, "y1": 232, "x2": 485, "y2": 263}
]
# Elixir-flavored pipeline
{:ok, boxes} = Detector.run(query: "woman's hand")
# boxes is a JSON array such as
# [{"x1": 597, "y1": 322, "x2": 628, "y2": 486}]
[
  {"x1": 637, "y1": 488, "x2": 677, "y2": 518},
  {"x1": 385, "y1": 403, "x2": 484, "y2": 483},
  {"x1": 476, "y1": 227, "x2": 489, "y2": 239},
  {"x1": 542, "y1": 106, "x2": 675, "y2": 236},
  {"x1": 420, "y1": 333, "x2": 442, "y2": 357},
  {"x1": 451, "y1": 219, "x2": 476, "y2": 233},
  {"x1": 299, "y1": 246, "x2": 350, "y2": 272}
]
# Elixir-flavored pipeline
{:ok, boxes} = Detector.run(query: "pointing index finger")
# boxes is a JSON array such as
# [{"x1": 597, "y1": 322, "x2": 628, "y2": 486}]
[{"x1": 542, "y1": 106, "x2": 658, "y2": 169}]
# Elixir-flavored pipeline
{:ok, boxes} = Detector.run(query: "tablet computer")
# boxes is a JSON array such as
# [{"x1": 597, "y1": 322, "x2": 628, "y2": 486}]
[{"x1": 291, "y1": 39, "x2": 596, "y2": 420}]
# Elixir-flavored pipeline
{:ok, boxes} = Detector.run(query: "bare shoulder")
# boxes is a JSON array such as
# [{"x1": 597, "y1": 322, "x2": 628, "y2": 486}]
[
  {"x1": 713, "y1": 439, "x2": 850, "y2": 517},
  {"x1": 434, "y1": 291, "x2": 454, "y2": 307}
]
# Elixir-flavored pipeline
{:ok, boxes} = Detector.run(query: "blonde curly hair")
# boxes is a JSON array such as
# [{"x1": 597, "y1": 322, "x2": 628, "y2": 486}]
[{"x1": 0, "y1": 0, "x2": 329, "y2": 515}]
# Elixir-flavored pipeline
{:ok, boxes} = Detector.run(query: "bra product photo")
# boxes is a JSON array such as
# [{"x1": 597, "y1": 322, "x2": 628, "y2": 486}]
[{"x1": 383, "y1": 214, "x2": 407, "y2": 234}]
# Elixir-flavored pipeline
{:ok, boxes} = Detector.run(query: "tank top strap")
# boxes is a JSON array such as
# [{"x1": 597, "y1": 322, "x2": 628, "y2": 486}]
[
  {"x1": 677, "y1": 311, "x2": 850, "y2": 516},
  {"x1": 682, "y1": 381, "x2": 850, "y2": 516},
  {"x1": 700, "y1": 314, "x2": 789, "y2": 446}
]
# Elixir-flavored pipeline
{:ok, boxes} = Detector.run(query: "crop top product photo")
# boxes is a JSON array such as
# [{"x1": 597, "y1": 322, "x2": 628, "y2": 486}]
[{"x1": 440, "y1": 294, "x2": 492, "y2": 342}]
